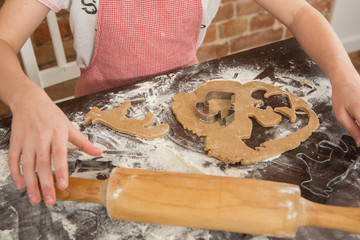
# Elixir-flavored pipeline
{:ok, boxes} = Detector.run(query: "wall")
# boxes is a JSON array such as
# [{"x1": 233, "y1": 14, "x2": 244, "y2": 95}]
[
  {"x1": 197, "y1": 0, "x2": 335, "y2": 62},
  {"x1": 0, "y1": 0, "x2": 335, "y2": 67},
  {"x1": 331, "y1": 0, "x2": 360, "y2": 53}
]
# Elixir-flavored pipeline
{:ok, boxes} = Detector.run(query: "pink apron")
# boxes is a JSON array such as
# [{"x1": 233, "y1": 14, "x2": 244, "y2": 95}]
[{"x1": 75, "y1": 0, "x2": 203, "y2": 97}]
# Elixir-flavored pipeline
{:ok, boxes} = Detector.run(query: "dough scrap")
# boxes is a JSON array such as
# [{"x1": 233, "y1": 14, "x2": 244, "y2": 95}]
[
  {"x1": 171, "y1": 80, "x2": 319, "y2": 165},
  {"x1": 85, "y1": 101, "x2": 169, "y2": 139},
  {"x1": 67, "y1": 142, "x2": 79, "y2": 151}
]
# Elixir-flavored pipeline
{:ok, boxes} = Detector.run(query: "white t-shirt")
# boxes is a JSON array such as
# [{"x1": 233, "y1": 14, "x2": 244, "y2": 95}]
[{"x1": 38, "y1": 0, "x2": 220, "y2": 68}]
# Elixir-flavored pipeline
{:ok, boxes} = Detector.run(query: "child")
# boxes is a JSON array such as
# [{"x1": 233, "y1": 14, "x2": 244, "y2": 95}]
[{"x1": 0, "y1": 0, "x2": 359, "y2": 207}]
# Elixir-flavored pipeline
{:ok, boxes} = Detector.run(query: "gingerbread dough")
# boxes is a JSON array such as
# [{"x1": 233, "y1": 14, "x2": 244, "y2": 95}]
[
  {"x1": 171, "y1": 80, "x2": 319, "y2": 165},
  {"x1": 85, "y1": 101, "x2": 169, "y2": 139}
]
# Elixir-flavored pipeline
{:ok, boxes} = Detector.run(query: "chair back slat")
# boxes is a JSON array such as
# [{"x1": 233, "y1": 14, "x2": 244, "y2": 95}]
[{"x1": 20, "y1": 11, "x2": 80, "y2": 100}]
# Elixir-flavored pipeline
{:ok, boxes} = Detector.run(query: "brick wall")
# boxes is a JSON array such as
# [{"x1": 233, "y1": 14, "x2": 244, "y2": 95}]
[
  {"x1": 0, "y1": 0, "x2": 75, "y2": 70},
  {"x1": 197, "y1": 0, "x2": 335, "y2": 61},
  {"x1": 0, "y1": 0, "x2": 335, "y2": 68},
  {"x1": 32, "y1": 9, "x2": 76, "y2": 69}
]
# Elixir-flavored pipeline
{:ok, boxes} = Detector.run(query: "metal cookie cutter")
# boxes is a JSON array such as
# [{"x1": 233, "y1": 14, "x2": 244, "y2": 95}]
[{"x1": 195, "y1": 91, "x2": 235, "y2": 126}]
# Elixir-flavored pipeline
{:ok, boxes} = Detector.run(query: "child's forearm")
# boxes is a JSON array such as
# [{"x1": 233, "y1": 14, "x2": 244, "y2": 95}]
[
  {"x1": 287, "y1": 5, "x2": 359, "y2": 86},
  {"x1": 0, "y1": 0, "x2": 51, "y2": 110},
  {"x1": 254, "y1": 0, "x2": 359, "y2": 86},
  {"x1": 0, "y1": 39, "x2": 41, "y2": 111}
]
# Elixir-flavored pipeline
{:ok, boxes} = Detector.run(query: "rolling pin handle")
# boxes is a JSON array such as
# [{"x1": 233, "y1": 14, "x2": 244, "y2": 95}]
[
  {"x1": 299, "y1": 197, "x2": 360, "y2": 234},
  {"x1": 54, "y1": 177, "x2": 108, "y2": 205}
]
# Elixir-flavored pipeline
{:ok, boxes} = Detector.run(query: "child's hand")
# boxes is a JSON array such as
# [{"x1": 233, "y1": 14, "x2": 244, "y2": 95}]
[
  {"x1": 331, "y1": 74, "x2": 360, "y2": 147},
  {"x1": 7, "y1": 87, "x2": 102, "y2": 206}
]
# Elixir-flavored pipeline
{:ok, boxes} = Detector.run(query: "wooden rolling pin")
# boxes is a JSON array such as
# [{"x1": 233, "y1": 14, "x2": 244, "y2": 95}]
[{"x1": 54, "y1": 168, "x2": 360, "y2": 238}]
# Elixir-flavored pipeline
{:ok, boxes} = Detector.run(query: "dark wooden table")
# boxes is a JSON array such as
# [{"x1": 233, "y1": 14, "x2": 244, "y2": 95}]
[{"x1": 0, "y1": 38, "x2": 359, "y2": 240}]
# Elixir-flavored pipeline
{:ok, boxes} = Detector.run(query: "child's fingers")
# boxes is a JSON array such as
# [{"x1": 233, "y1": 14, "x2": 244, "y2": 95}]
[
  {"x1": 36, "y1": 143, "x2": 56, "y2": 206},
  {"x1": 8, "y1": 139, "x2": 25, "y2": 190},
  {"x1": 337, "y1": 110, "x2": 360, "y2": 147},
  {"x1": 349, "y1": 110, "x2": 360, "y2": 147},
  {"x1": 52, "y1": 133, "x2": 69, "y2": 191},
  {"x1": 21, "y1": 148, "x2": 40, "y2": 205},
  {"x1": 68, "y1": 126, "x2": 103, "y2": 156}
]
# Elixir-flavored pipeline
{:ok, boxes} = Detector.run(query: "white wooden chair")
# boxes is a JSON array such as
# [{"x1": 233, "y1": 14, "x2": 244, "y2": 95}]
[{"x1": 20, "y1": 11, "x2": 79, "y2": 102}]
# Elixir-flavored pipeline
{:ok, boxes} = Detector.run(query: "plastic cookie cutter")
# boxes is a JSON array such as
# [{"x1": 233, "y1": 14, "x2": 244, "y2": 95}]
[{"x1": 195, "y1": 91, "x2": 235, "y2": 126}]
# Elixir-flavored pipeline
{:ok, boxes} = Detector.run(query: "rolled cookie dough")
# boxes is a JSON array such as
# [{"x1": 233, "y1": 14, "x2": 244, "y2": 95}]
[{"x1": 171, "y1": 80, "x2": 319, "y2": 165}]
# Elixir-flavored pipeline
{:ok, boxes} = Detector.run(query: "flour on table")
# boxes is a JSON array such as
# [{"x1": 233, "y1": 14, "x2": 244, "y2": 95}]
[
  {"x1": 0, "y1": 150, "x2": 10, "y2": 184},
  {"x1": 0, "y1": 229, "x2": 17, "y2": 240},
  {"x1": 67, "y1": 64, "x2": 332, "y2": 179},
  {"x1": 0, "y1": 61, "x2": 341, "y2": 240}
]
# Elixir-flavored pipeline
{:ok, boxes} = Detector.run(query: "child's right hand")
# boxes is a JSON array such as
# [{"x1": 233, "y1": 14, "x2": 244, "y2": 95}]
[
  {"x1": 330, "y1": 72, "x2": 360, "y2": 147},
  {"x1": 7, "y1": 84, "x2": 102, "y2": 206},
  {"x1": 0, "y1": 0, "x2": 102, "y2": 207}
]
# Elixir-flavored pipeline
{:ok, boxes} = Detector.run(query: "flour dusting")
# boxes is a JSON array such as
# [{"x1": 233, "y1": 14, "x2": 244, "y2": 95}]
[
  {"x1": 0, "y1": 58, "x2": 354, "y2": 240},
  {"x1": 68, "y1": 64, "x2": 332, "y2": 179},
  {"x1": 0, "y1": 229, "x2": 17, "y2": 240},
  {"x1": 0, "y1": 150, "x2": 10, "y2": 185}
]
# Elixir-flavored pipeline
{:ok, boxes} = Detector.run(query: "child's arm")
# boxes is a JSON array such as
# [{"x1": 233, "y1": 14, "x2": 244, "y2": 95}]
[
  {"x1": 0, "y1": 0, "x2": 102, "y2": 206},
  {"x1": 254, "y1": 0, "x2": 360, "y2": 146}
]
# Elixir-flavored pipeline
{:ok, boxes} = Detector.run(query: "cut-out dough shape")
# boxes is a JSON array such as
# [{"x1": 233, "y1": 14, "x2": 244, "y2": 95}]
[
  {"x1": 171, "y1": 80, "x2": 319, "y2": 165},
  {"x1": 85, "y1": 101, "x2": 169, "y2": 139}
]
